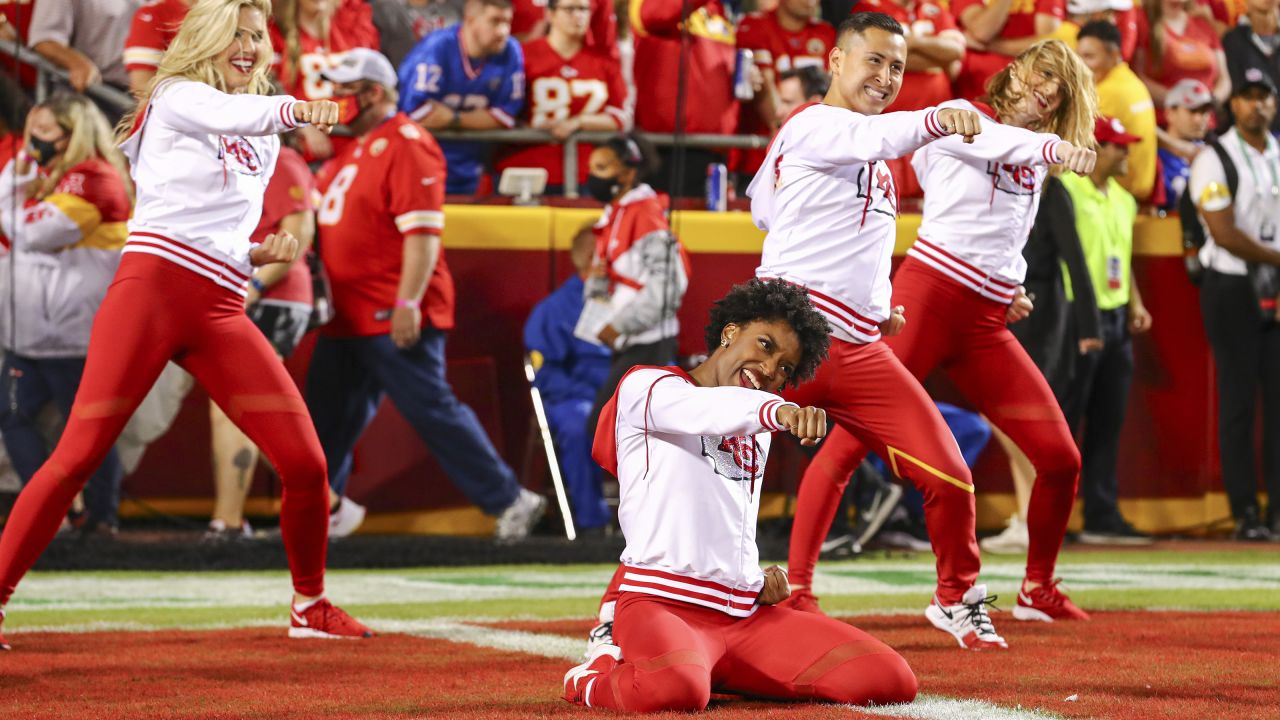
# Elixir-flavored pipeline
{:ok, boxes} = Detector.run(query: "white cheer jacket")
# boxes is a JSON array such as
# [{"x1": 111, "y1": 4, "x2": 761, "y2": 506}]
[
  {"x1": 910, "y1": 99, "x2": 1065, "y2": 303},
  {"x1": 592, "y1": 366, "x2": 797, "y2": 617},
  {"x1": 119, "y1": 80, "x2": 306, "y2": 296},
  {"x1": 747, "y1": 102, "x2": 951, "y2": 343}
]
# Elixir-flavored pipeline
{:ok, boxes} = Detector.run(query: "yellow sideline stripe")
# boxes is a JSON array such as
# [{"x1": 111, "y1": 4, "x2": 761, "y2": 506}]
[{"x1": 441, "y1": 205, "x2": 1183, "y2": 257}]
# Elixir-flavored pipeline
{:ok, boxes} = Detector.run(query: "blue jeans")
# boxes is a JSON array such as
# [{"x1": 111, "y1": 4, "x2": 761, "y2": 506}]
[
  {"x1": 305, "y1": 329, "x2": 520, "y2": 515},
  {"x1": 0, "y1": 354, "x2": 123, "y2": 526}
]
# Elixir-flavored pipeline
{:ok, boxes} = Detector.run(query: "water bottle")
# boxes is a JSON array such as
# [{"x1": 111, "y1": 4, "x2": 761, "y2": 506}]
[{"x1": 734, "y1": 49, "x2": 755, "y2": 102}]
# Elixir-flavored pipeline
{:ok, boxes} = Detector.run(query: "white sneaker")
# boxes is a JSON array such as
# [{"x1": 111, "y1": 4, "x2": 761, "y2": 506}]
[
  {"x1": 495, "y1": 488, "x2": 547, "y2": 542},
  {"x1": 583, "y1": 620, "x2": 615, "y2": 660},
  {"x1": 924, "y1": 584, "x2": 1008, "y2": 650},
  {"x1": 328, "y1": 496, "x2": 366, "y2": 539},
  {"x1": 980, "y1": 515, "x2": 1029, "y2": 555}
]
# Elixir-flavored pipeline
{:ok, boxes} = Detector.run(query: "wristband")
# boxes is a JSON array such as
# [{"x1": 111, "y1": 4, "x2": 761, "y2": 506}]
[
  {"x1": 249, "y1": 277, "x2": 266, "y2": 293},
  {"x1": 394, "y1": 298, "x2": 417, "y2": 309}
]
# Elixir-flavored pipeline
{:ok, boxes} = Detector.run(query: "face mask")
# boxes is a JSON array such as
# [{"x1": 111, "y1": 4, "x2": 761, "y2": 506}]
[
  {"x1": 586, "y1": 173, "x2": 620, "y2": 204},
  {"x1": 28, "y1": 136, "x2": 63, "y2": 167},
  {"x1": 333, "y1": 93, "x2": 367, "y2": 126}
]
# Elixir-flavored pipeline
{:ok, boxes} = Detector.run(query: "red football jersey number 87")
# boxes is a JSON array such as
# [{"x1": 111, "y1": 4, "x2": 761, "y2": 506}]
[{"x1": 530, "y1": 77, "x2": 608, "y2": 126}]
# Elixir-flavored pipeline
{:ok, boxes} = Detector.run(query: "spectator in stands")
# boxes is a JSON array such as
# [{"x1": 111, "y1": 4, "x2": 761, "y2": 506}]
[
  {"x1": 1156, "y1": 78, "x2": 1212, "y2": 213},
  {"x1": 1190, "y1": 72, "x2": 1280, "y2": 541},
  {"x1": 1055, "y1": 0, "x2": 1139, "y2": 62},
  {"x1": 1223, "y1": 0, "x2": 1280, "y2": 134},
  {"x1": 308, "y1": 49, "x2": 546, "y2": 541},
  {"x1": 631, "y1": 0, "x2": 739, "y2": 196},
  {"x1": 1206, "y1": 0, "x2": 1247, "y2": 35},
  {"x1": 734, "y1": 0, "x2": 836, "y2": 181},
  {"x1": 1, "y1": 1, "x2": 32, "y2": 43},
  {"x1": 1135, "y1": 0, "x2": 1230, "y2": 109},
  {"x1": 859, "y1": 0, "x2": 965, "y2": 198},
  {"x1": 271, "y1": 0, "x2": 380, "y2": 161},
  {"x1": 205, "y1": 134, "x2": 316, "y2": 542},
  {"x1": 0, "y1": 70, "x2": 28, "y2": 166},
  {"x1": 27, "y1": 0, "x2": 135, "y2": 111},
  {"x1": 399, "y1": 0, "x2": 526, "y2": 195},
  {"x1": 1077, "y1": 20, "x2": 1158, "y2": 200},
  {"x1": 775, "y1": 65, "x2": 829, "y2": 124},
  {"x1": 125, "y1": 0, "x2": 193, "y2": 95},
  {"x1": 0, "y1": 93, "x2": 131, "y2": 536},
  {"x1": 511, "y1": 0, "x2": 616, "y2": 59},
  {"x1": 952, "y1": 0, "x2": 1065, "y2": 100},
  {"x1": 1059, "y1": 116, "x2": 1153, "y2": 545},
  {"x1": 497, "y1": 0, "x2": 628, "y2": 194},
  {"x1": 524, "y1": 226, "x2": 613, "y2": 532},
  {"x1": 581, "y1": 134, "x2": 690, "y2": 443},
  {"x1": 367, "y1": 0, "x2": 465, "y2": 68}
]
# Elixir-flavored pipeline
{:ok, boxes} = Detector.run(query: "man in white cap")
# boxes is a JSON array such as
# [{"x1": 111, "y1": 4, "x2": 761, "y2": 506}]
[
  {"x1": 306, "y1": 47, "x2": 549, "y2": 542},
  {"x1": 1076, "y1": 19, "x2": 1157, "y2": 200},
  {"x1": 1157, "y1": 78, "x2": 1214, "y2": 212}
]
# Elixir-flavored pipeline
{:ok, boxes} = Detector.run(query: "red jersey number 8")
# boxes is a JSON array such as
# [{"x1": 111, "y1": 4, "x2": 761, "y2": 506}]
[{"x1": 318, "y1": 164, "x2": 359, "y2": 225}]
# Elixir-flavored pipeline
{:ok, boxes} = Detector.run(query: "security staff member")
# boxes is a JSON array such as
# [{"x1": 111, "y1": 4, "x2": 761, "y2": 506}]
[{"x1": 1189, "y1": 69, "x2": 1280, "y2": 541}]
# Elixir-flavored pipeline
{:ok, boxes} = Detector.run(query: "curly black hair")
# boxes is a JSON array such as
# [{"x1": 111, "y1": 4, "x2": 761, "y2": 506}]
[{"x1": 703, "y1": 279, "x2": 831, "y2": 387}]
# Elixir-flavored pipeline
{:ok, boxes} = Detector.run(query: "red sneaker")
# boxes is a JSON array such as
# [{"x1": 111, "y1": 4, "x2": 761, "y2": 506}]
[
  {"x1": 288, "y1": 598, "x2": 373, "y2": 639},
  {"x1": 563, "y1": 643, "x2": 621, "y2": 707},
  {"x1": 777, "y1": 587, "x2": 827, "y2": 615},
  {"x1": 1013, "y1": 578, "x2": 1090, "y2": 622},
  {"x1": 0, "y1": 608, "x2": 10, "y2": 651}
]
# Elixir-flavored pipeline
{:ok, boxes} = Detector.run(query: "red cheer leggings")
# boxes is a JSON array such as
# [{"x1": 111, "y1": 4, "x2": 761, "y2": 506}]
[
  {"x1": 0, "y1": 253, "x2": 328, "y2": 605},
  {"x1": 584, "y1": 592, "x2": 916, "y2": 712},
  {"x1": 783, "y1": 334, "x2": 980, "y2": 605},
  {"x1": 789, "y1": 257, "x2": 1080, "y2": 596}
]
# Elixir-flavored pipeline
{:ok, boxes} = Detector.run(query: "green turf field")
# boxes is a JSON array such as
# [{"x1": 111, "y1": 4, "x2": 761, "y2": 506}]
[{"x1": 7, "y1": 545, "x2": 1277, "y2": 631}]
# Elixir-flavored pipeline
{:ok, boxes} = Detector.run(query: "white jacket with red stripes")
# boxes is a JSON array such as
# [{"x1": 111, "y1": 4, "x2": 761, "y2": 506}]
[
  {"x1": 119, "y1": 80, "x2": 306, "y2": 296},
  {"x1": 747, "y1": 102, "x2": 952, "y2": 344},
  {"x1": 597, "y1": 366, "x2": 797, "y2": 618},
  {"x1": 909, "y1": 99, "x2": 1066, "y2": 304}
]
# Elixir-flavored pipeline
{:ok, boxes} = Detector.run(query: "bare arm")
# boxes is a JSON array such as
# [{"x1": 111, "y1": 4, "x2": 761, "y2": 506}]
[
  {"x1": 1202, "y1": 207, "x2": 1280, "y2": 265},
  {"x1": 31, "y1": 41, "x2": 100, "y2": 91},
  {"x1": 389, "y1": 232, "x2": 441, "y2": 348},
  {"x1": 251, "y1": 210, "x2": 314, "y2": 292},
  {"x1": 959, "y1": 0, "x2": 1014, "y2": 45},
  {"x1": 906, "y1": 30, "x2": 966, "y2": 70}
]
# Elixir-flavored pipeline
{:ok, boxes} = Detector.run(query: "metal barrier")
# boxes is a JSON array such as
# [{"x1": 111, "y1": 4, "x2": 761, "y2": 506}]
[
  {"x1": 0, "y1": 41, "x2": 135, "y2": 113},
  {"x1": 430, "y1": 128, "x2": 771, "y2": 198},
  {"x1": 0, "y1": 42, "x2": 770, "y2": 199}
]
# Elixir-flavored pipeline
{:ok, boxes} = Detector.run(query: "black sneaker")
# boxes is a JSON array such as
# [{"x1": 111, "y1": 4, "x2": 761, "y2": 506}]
[
  {"x1": 1233, "y1": 508, "x2": 1273, "y2": 542},
  {"x1": 1078, "y1": 519, "x2": 1154, "y2": 546}
]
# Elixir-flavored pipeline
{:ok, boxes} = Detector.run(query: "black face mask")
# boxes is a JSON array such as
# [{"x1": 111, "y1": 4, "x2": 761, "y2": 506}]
[
  {"x1": 28, "y1": 136, "x2": 63, "y2": 167},
  {"x1": 586, "y1": 173, "x2": 620, "y2": 204}
]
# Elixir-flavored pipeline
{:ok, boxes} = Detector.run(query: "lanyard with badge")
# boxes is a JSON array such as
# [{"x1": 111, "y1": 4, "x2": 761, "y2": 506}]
[
  {"x1": 1236, "y1": 133, "x2": 1280, "y2": 320},
  {"x1": 1236, "y1": 133, "x2": 1280, "y2": 245}
]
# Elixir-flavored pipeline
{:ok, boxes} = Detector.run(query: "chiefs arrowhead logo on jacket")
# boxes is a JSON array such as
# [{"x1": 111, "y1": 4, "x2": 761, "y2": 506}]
[{"x1": 701, "y1": 435, "x2": 763, "y2": 482}]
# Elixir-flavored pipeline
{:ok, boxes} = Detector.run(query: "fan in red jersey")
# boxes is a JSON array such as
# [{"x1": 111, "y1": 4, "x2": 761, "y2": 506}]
[
  {"x1": 270, "y1": 0, "x2": 380, "y2": 160},
  {"x1": 733, "y1": 0, "x2": 835, "y2": 178},
  {"x1": 497, "y1": 0, "x2": 627, "y2": 192},
  {"x1": 124, "y1": 0, "x2": 194, "y2": 95},
  {"x1": 953, "y1": 0, "x2": 1066, "y2": 100},
  {"x1": 510, "y1": 0, "x2": 617, "y2": 58}
]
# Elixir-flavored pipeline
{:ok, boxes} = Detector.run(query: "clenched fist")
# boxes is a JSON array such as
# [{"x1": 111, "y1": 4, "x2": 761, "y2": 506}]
[
  {"x1": 1005, "y1": 287, "x2": 1034, "y2": 324},
  {"x1": 777, "y1": 405, "x2": 826, "y2": 447},
  {"x1": 249, "y1": 231, "x2": 299, "y2": 266},
  {"x1": 936, "y1": 107, "x2": 983, "y2": 144},
  {"x1": 1053, "y1": 141, "x2": 1097, "y2": 174},
  {"x1": 293, "y1": 100, "x2": 340, "y2": 134},
  {"x1": 879, "y1": 305, "x2": 906, "y2": 336},
  {"x1": 757, "y1": 565, "x2": 791, "y2": 605}
]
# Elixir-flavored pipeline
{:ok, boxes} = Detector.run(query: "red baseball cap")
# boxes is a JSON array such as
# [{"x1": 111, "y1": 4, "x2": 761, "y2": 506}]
[{"x1": 1094, "y1": 116, "x2": 1141, "y2": 145}]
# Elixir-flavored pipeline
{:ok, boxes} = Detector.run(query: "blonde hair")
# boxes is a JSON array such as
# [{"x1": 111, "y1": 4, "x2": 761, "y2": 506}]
[
  {"x1": 987, "y1": 39, "x2": 1099, "y2": 150},
  {"x1": 28, "y1": 93, "x2": 134, "y2": 203},
  {"x1": 273, "y1": 0, "x2": 332, "y2": 90},
  {"x1": 117, "y1": 0, "x2": 275, "y2": 141}
]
